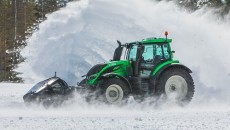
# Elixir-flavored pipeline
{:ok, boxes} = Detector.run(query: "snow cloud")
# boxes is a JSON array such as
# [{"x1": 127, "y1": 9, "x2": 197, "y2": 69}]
[{"x1": 17, "y1": 0, "x2": 230, "y2": 105}]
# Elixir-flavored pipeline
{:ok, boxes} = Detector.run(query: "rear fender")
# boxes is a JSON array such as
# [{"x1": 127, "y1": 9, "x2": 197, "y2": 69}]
[{"x1": 152, "y1": 63, "x2": 192, "y2": 86}]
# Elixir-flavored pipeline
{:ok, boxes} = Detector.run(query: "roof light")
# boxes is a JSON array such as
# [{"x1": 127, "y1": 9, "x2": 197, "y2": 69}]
[{"x1": 165, "y1": 31, "x2": 168, "y2": 36}]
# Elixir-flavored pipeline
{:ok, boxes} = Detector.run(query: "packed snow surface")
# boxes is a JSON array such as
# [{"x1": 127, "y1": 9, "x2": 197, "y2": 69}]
[
  {"x1": 0, "y1": 83, "x2": 230, "y2": 130},
  {"x1": 4, "y1": 0, "x2": 230, "y2": 129}
]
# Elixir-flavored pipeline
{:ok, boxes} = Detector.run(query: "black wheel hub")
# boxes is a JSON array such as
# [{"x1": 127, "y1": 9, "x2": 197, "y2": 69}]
[
  {"x1": 109, "y1": 90, "x2": 117, "y2": 97},
  {"x1": 170, "y1": 84, "x2": 176, "y2": 91}
]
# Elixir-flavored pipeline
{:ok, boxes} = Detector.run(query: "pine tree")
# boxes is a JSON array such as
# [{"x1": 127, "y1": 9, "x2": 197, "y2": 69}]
[{"x1": 0, "y1": 0, "x2": 72, "y2": 82}]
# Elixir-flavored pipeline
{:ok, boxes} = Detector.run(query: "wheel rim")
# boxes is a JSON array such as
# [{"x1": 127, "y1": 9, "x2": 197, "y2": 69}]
[
  {"x1": 165, "y1": 75, "x2": 188, "y2": 101},
  {"x1": 106, "y1": 84, "x2": 123, "y2": 104}
]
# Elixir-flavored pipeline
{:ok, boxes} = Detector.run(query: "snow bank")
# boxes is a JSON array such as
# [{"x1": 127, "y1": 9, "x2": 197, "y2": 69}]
[{"x1": 16, "y1": 0, "x2": 230, "y2": 105}]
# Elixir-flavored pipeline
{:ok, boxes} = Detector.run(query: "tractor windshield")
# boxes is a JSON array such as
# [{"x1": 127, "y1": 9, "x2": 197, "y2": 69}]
[{"x1": 127, "y1": 43, "x2": 171, "y2": 63}]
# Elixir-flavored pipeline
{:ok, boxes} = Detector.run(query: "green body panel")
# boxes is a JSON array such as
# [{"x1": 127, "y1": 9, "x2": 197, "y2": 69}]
[
  {"x1": 87, "y1": 60, "x2": 131, "y2": 85},
  {"x1": 151, "y1": 60, "x2": 179, "y2": 76},
  {"x1": 142, "y1": 38, "x2": 172, "y2": 44}
]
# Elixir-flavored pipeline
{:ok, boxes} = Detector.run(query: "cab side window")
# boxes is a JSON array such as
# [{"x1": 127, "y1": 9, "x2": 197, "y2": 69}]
[
  {"x1": 142, "y1": 45, "x2": 154, "y2": 63},
  {"x1": 154, "y1": 44, "x2": 170, "y2": 60},
  {"x1": 128, "y1": 44, "x2": 171, "y2": 63},
  {"x1": 154, "y1": 44, "x2": 163, "y2": 59},
  {"x1": 163, "y1": 44, "x2": 170, "y2": 59}
]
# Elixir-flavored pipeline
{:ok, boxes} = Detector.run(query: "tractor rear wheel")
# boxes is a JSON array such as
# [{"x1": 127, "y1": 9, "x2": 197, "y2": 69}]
[
  {"x1": 101, "y1": 78, "x2": 130, "y2": 104},
  {"x1": 155, "y1": 67, "x2": 194, "y2": 104}
]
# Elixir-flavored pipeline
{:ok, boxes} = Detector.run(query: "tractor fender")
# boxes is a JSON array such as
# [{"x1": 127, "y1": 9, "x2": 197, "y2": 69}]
[
  {"x1": 101, "y1": 73, "x2": 132, "y2": 92},
  {"x1": 151, "y1": 63, "x2": 192, "y2": 86}
]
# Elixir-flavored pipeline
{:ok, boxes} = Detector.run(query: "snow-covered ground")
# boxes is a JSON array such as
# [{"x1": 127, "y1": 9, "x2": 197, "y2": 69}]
[{"x1": 0, "y1": 83, "x2": 230, "y2": 130}]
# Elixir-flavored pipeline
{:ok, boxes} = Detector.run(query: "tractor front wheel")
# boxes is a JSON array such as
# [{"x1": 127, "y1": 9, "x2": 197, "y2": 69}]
[
  {"x1": 155, "y1": 67, "x2": 194, "y2": 104},
  {"x1": 101, "y1": 78, "x2": 130, "y2": 104}
]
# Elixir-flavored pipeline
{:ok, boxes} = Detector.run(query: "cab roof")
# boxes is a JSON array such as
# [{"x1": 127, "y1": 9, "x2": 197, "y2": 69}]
[
  {"x1": 142, "y1": 38, "x2": 172, "y2": 44},
  {"x1": 128, "y1": 38, "x2": 172, "y2": 45}
]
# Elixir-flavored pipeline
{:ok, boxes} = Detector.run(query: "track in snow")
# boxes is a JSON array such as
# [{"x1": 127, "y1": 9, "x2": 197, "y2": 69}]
[{"x1": 0, "y1": 83, "x2": 230, "y2": 130}]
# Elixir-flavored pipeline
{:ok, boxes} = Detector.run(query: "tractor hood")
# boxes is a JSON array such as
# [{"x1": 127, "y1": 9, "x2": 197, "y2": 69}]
[
  {"x1": 106, "y1": 60, "x2": 130, "y2": 68},
  {"x1": 86, "y1": 60, "x2": 130, "y2": 77},
  {"x1": 83, "y1": 60, "x2": 131, "y2": 85},
  {"x1": 102, "y1": 60, "x2": 131, "y2": 75}
]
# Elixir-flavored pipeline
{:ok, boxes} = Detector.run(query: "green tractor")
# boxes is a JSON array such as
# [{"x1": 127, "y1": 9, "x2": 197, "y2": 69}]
[{"x1": 78, "y1": 32, "x2": 194, "y2": 104}]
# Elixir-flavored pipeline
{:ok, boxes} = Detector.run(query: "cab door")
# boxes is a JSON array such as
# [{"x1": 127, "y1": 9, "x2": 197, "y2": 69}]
[
  {"x1": 140, "y1": 45, "x2": 154, "y2": 77},
  {"x1": 140, "y1": 43, "x2": 171, "y2": 77}
]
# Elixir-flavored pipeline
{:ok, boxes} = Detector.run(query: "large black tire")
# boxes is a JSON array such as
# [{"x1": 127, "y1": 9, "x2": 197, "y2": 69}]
[
  {"x1": 155, "y1": 67, "x2": 194, "y2": 104},
  {"x1": 100, "y1": 78, "x2": 130, "y2": 104}
]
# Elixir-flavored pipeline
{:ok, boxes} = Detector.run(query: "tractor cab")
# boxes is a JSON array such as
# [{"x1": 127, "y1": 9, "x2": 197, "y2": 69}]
[
  {"x1": 127, "y1": 39, "x2": 172, "y2": 77},
  {"x1": 113, "y1": 32, "x2": 173, "y2": 79}
]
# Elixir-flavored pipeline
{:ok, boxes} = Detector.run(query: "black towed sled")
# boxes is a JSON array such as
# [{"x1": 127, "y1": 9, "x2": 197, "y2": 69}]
[{"x1": 23, "y1": 76, "x2": 76, "y2": 107}]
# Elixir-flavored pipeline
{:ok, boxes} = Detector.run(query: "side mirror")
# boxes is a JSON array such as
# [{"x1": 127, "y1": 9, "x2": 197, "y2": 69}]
[{"x1": 172, "y1": 51, "x2": 175, "y2": 53}]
